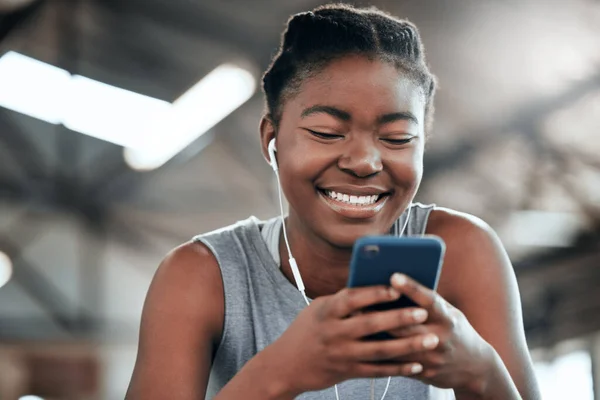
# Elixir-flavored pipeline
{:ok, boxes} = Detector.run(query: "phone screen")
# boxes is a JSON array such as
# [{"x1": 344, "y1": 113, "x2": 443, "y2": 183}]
[{"x1": 347, "y1": 235, "x2": 445, "y2": 312}]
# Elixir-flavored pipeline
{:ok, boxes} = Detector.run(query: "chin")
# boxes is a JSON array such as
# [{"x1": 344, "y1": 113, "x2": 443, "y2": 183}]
[{"x1": 316, "y1": 220, "x2": 389, "y2": 249}]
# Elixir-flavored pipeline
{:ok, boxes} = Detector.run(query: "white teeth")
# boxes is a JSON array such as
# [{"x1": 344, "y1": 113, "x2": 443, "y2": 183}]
[{"x1": 325, "y1": 190, "x2": 380, "y2": 205}]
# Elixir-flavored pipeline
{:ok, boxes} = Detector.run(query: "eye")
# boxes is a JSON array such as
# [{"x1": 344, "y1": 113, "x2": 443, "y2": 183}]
[
  {"x1": 307, "y1": 129, "x2": 344, "y2": 140},
  {"x1": 381, "y1": 137, "x2": 414, "y2": 145}
]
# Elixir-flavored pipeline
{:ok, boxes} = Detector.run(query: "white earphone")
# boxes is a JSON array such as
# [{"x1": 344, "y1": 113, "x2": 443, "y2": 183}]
[
  {"x1": 268, "y1": 138, "x2": 307, "y2": 300},
  {"x1": 267, "y1": 137, "x2": 413, "y2": 400},
  {"x1": 268, "y1": 138, "x2": 278, "y2": 172}
]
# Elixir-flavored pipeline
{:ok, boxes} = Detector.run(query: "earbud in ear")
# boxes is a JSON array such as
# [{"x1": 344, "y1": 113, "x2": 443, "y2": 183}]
[{"x1": 267, "y1": 139, "x2": 278, "y2": 172}]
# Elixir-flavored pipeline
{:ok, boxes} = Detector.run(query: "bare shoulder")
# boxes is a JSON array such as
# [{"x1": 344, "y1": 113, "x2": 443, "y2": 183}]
[
  {"x1": 147, "y1": 240, "x2": 224, "y2": 341},
  {"x1": 154, "y1": 240, "x2": 222, "y2": 295},
  {"x1": 424, "y1": 207, "x2": 540, "y2": 399},
  {"x1": 426, "y1": 206, "x2": 497, "y2": 242},
  {"x1": 425, "y1": 207, "x2": 511, "y2": 308},
  {"x1": 126, "y1": 240, "x2": 224, "y2": 399}
]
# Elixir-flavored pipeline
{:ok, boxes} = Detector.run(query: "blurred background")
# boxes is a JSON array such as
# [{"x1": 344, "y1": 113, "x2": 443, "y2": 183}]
[{"x1": 0, "y1": 0, "x2": 599, "y2": 398}]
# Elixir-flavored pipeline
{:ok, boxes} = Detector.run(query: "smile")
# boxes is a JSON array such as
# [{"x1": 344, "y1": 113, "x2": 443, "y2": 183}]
[
  {"x1": 317, "y1": 188, "x2": 390, "y2": 219},
  {"x1": 323, "y1": 190, "x2": 382, "y2": 205}
]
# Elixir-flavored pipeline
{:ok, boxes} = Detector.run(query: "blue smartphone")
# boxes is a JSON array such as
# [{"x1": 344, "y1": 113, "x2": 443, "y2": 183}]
[{"x1": 347, "y1": 235, "x2": 446, "y2": 311}]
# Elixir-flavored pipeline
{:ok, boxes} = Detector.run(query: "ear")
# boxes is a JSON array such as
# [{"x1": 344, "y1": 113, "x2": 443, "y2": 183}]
[{"x1": 259, "y1": 114, "x2": 277, "y2": 164}]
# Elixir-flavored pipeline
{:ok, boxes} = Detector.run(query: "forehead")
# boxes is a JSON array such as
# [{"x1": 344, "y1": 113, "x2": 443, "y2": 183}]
[{"x1": 283, "y1": 55, "x2": 426, "y2": 123}]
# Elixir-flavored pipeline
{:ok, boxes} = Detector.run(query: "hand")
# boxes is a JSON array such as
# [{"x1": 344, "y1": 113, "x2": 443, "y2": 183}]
[
  {"x1": 387, "y1": 274, "x2": 495, "y2": 394},
  {"x1": 260, "y1": 285, "x2": 442, "y2": 397}
]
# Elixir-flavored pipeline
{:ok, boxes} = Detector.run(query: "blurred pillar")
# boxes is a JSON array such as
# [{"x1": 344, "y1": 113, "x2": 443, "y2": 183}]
[{"x1": 0, "y1": 347, "x2": 28, "y2": 400}]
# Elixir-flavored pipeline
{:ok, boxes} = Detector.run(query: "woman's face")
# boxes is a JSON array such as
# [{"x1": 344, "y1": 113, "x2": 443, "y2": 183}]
[{"x1": 261, "y1": 55, "x2": 427, "y2": 248}]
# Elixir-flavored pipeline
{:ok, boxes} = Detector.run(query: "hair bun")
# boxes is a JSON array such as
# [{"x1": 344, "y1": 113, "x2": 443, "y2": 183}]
[
  {"x1": 284, "y1": 12, "x2": 316, "y2": 50},
  {"x1": 292, "y1": 11, "x2": 315, "y2": 24}
]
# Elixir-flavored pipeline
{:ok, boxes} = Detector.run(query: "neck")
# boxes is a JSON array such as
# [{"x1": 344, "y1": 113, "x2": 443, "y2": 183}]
[{"x1": 279, "y1": 213, "x2": 353, "y2": 299}]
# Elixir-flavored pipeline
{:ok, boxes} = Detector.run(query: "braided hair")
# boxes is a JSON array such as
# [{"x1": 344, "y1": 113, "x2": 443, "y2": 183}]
[{"x1": 262, "y1": 3, "x2": 437, "y2": 132}]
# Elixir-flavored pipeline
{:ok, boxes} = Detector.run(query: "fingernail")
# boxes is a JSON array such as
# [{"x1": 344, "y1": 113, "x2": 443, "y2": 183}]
[
  {"x1": 411, "y1": 363, "x2": 423, "y2": 374},
  {"x1": 423, "y1": 334, "x2": 439, "y2": 349},
  {"x1": 389, "y1": 288, "x2": 400, "y2": 298},
  {"x1": 392, "y1": 273, "x2": 406, "y2": 286},
  {"x1": 412, "y1": 309, "x2": 428, "y2": 321}
]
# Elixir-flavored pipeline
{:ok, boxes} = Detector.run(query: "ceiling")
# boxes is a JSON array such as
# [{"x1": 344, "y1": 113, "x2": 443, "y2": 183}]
[{"x1": 0, "y1": 0, "x2": 599, "y2": 345}]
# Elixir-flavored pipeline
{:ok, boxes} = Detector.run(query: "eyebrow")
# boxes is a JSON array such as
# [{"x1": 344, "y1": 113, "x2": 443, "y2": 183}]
[
  {"x1": 300, "y1": 105, "x2": 418, "y2": 125},
  {"x1": 377, "y1": 111, "x2": 419, "y2": 125},
  {"x1": 300, "y1": 105, "x2": 351, "y2": 121}
]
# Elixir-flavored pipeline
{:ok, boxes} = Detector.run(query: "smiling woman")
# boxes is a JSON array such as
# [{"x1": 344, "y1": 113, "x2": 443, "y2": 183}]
[
  {"x1": 125, "y1": 4, "x2": 541, "y2": 400},
  {"x1": 263, "y1": 55, "x2": 427, "y2": 246}
]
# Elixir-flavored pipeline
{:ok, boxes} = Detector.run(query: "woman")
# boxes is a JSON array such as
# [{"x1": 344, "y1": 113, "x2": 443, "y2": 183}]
[{"x1": 126, "y1": 4, "x2": 541, "y2": 399}]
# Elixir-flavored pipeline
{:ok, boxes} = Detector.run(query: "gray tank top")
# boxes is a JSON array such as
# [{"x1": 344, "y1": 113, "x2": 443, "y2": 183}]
[{"x1": 194, "y1": 203, "x2": 436, "y2": 399}]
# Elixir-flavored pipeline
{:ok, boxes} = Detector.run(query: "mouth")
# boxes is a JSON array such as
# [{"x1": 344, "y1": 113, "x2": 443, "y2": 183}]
[
  {"x1": 316, "y1": 187, "x2": 391, "y2": 218},
  {"x1": 318, "y1": 188, "x2": 390, "y2": 206}
]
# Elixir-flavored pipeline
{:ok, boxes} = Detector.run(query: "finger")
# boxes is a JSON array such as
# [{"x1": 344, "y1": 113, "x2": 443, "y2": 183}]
[
  {"x1": 386, "y1": 323, "x2": 430, "y2": 339},
  {"x1": 390, "y1": 274, "x2": 441, "y2": 313},
  {"x1": 391, "y1": 348, "x2": 446, "y2": 368},
  {"x1": 329, "y1": 286, "x2": 400, "y2": 318},
  {"x1": 342, "y1": 307, "x2": 428, "y2": 339},
  {"x1": 353, "y1": 361, "x2": 424, "y2": 379},
  {"x1": 351, "y1": 333, "x2": 440, "y2": 362}
]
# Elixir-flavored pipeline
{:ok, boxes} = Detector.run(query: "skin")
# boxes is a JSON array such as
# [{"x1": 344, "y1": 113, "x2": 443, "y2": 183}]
[{"x1": 126, "y1": 55, "x2": 541, "y2": 399}]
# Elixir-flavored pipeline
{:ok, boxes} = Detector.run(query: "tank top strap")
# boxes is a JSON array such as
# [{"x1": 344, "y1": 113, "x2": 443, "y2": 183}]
[{"x1": 401, "y1": 202, "x2": 436, "y2": 237}]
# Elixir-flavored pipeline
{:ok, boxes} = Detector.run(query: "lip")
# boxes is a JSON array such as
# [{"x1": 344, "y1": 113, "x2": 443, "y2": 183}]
[
  {"x1": 317, "y1": 185, "x2": 390, "y2": 196},
  {"x1": 317, "y1": 189, "x2": 389, "y2": 219}
]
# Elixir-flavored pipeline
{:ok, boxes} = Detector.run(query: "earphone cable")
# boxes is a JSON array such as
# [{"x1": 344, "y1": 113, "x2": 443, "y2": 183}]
[{"x1": 274, "y1": 168, "x2": 310, "y2": 304}]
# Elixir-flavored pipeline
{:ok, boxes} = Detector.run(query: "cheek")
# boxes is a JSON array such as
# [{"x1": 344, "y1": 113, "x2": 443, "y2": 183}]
[
  {"x1": 278, "y1": 132, "x2": 332, "y2": 182},
  {"x1": 276, "y1": 150, "x2": 319, "y2": 202},
  {"x1": 388, "y1": 147, "x2": 424, "y2": 192}
]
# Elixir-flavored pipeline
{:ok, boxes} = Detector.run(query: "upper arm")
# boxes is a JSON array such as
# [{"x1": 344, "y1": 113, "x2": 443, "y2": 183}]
[
  {"x1": 125, "y1": 241, "x2": 224, "y2": 400},
  {"x1": 428, "y1": 208, "x2": 541, "y2": 399}
]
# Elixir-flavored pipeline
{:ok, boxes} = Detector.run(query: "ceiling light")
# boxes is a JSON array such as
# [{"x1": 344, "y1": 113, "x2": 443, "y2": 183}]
[
  {"x1": 0, "y1": 51, "x2": 171, "y2": 148},
  {"x1": 0, "y1": 52, "x2": 256, "y2": 170},
  {"x1": 124, "y1": 64, "x2": 256, "y2": 170},
  {"x1": 0, "y1": 51, "x2": 69, "y2": 124},
  {"x1": 63, "y1": 75, "x2": 171, "y2": 148},
  {"x1": 0, "y1": 251, "x2": 13, "y2": 289}
]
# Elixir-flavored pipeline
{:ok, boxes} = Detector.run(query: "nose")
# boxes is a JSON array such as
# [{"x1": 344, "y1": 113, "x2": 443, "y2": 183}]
[{"x1": 337, "y1": 137, "x2": 383, "y2": 178}]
